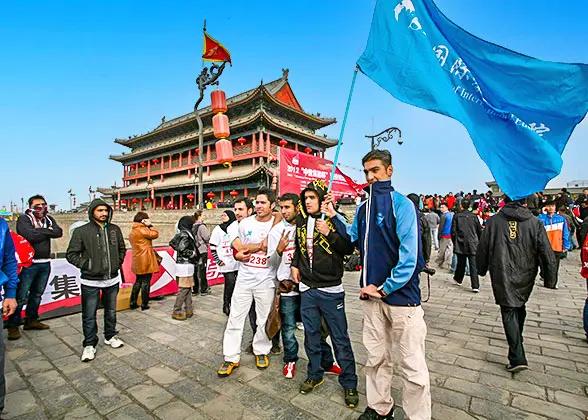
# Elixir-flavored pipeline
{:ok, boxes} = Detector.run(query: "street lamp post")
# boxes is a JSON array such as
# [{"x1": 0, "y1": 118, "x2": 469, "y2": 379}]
[
  {"x1": 365, "y1": 127, "x2": 403, "y2": 150},
  {"x1": 193, "y1": 61, "x2": 228, "y2": 209}
]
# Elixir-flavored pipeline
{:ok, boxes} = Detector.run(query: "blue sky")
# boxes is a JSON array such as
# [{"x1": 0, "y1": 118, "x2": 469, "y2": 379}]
[{"x1": 1, "y1": 1, "x2": 586, "y2": 210}]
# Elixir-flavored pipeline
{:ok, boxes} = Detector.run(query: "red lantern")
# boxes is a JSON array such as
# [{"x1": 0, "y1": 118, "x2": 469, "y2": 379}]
[
  {"x1": 187, "y1": 194, "x2": 195, "y2": 201},
  {"x1": 207, "y1": 192, "x2": 216, "y2": 199},
  {"x1": 230, "y1": 190, "x2": 239, "y2": 198},
  {"x1": 304, "y1": 147, "x2": 312, "y2": 154},
  {"x1": 132, "y1": 198, "x2": 138, "y2": 204},
  {"x1": 120, "y1": 199, "x2": 126, "y2": 204},
  {"x1": 211, "y1": 90, "x2": 227, "y2": 114},
  {"x1": 152, "y1": 158, "x2": 159, "y2": 164},
  {"x1": 144, "y1": 198, "x2": 151, "y2": 203},
  {"x1": 194, "y1": 148, "x2": 200, "y2": 155},
  {"x1": 279, "y1": 139, "x2": 288, "y2": 147},
  {"x1": 237, "y1": 137, "x2": 246, "y2": 146},
  {"x1": 213, "y1": 114, "x2": 230, "y2": 139},
  {"x1": 140, "y1": 161, "x2": 146, "y2": 168},
  {"x1": 215, "y1": 139, "x2": 234, "y2": 166}
]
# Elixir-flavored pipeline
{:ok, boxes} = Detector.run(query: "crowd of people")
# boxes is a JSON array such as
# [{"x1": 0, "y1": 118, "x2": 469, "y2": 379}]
[{"x1": 0, "y1": 156, "x2": 587, "y2": 420}]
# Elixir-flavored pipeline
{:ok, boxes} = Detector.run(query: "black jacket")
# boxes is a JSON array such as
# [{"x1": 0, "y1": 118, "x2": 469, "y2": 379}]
[
  {"x1": 66, "y1": 199, "x2": 126, "y2": 281},
  {"x1": 16, "y1": 212, "x2": 63, "y2": 260},
  {"x1": 451, "y1": 210, "x2": 482, "y2": 255},
  {"x1": 169, "y1": 231, "x2": 197, "y2": 265},
  {"x1": 291, "y1": 180, "x2": 355, "y2": 288},
  {"x1": 477, "y1": 202, "x2": 556, "y2": 307}
]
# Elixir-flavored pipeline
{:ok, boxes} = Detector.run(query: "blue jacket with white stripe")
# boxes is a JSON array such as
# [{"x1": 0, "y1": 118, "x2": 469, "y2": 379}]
[
  {"x1": 333, "y1": 180, "x2": 425, "y2": 306},
  {"x1": 0, "y1": 219, "x2": 19, "y2": 302}
]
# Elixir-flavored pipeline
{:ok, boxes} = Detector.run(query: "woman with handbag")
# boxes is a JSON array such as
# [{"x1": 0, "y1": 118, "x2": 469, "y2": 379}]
[{"x1": 129, "y1": 212, "x2": 160, "y2": 310}]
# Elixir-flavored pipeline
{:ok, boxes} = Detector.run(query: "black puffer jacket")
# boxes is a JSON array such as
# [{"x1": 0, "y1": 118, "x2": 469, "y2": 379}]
[
  {"x1": 66, "y1": 199, "x2": 126, "y2": 281},
  {"x1": 291, "y1": 180, "x2": 355, "y2": 289},
  {"x1": 169, "y1": 231, "x2": 197, "y2": 265},
  {"x1": 477, "y1": 202, "x2": 556, "y2": 307},
  {"x1": 451, "y1": 210, "x2": 482, "y2": 255}
]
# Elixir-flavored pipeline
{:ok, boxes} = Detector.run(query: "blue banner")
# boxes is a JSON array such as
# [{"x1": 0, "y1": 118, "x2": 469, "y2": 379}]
[{"x1": 358, "y1": 0, "x2": 588, "y2": 199}]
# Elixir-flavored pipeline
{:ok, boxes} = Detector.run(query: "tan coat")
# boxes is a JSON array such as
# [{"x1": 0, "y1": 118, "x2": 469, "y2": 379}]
[{"x1": 129, "y1": 222, "x2": 160, "y2": 275}]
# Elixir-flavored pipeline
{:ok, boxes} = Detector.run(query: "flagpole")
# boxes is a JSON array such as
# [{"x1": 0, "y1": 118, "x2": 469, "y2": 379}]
[{"x1": 327, "y1": 66, "x2": 359, "y2": 192}]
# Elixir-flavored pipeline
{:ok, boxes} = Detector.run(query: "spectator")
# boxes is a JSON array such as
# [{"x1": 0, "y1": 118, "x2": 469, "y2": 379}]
[{"x1": 129, "y1": 212, "x2": 160, "y2": 311}]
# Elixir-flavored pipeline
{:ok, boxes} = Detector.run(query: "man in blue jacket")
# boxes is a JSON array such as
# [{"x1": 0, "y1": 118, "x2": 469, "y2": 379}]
[
  {"x1": 0, "y1": 219, "x2": 19, "y2": 416},
  {"x1": 326, "y1": 149, "x2": 431, "y2": 420}
]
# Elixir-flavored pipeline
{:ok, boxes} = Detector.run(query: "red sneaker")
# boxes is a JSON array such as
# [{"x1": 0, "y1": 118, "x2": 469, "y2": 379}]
[
  {"x1": 325, "y1": 362, "x2": 342, "y2": 375},
  {"x1": 283, "y1": 362, "x2": 296, "y2": 379}
]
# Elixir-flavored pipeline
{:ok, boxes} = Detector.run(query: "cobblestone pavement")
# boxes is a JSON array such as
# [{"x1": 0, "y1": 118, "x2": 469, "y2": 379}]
[{"x1": 3, "y1": 254, "x2": 587, "y2": 419}]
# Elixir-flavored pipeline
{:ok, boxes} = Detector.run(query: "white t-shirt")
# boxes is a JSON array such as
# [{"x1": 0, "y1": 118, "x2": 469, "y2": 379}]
[
  {"x1": 298, "y1": 216, "x2": 344, "y2": 294},
  {"x1": 267, "y1": 219, "x2": 298, "y2": 297},
  {"x1": 227, "y1": 220, "x2": 240, "y2": 245},
  {"x1": 236, "y1": 215, "x2": 277, "y2": 287},
  {"x1": 209, "y1": 225, "x2": 238, "y2": 273}
]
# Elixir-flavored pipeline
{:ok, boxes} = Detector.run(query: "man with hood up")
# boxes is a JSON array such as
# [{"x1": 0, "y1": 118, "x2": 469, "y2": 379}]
[
  {"x1": 290, "y1": 180, "x2": 359, "y2": 409},
  {"x1": 66, "y1": 199, "x2": 127, "y2": 362},
  {"x1": 477, "y1": 196, "x2": 556, "y2": 373}
]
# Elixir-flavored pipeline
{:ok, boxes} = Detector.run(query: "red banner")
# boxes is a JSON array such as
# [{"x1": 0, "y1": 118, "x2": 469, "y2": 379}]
[{"x1": 279, "y1": 148, "x2": 363, "y2": 199}]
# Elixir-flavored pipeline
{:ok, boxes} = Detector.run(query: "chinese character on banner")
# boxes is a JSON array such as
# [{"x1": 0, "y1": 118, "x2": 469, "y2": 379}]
[{"x1": 49, "y1": 275, "x2": 81, "y2": 300}]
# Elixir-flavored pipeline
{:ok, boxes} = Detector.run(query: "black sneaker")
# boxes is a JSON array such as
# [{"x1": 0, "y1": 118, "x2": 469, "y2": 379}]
[
  {"x1": 300, "y1": 378, "x2": 324, "y2": 394},
  {"x1": 345, "y1": 388, "x2": 359, "y2": 408},
  {"x1": 271, "y1": 344, "x2": 282, "y2": 355},
  {"x1": 129, "y1": 304, "x2": 139, "y2": 310},
  {"x1": 245, "y1": 342, "x2": 254, "y2": 354},
  {"x1": 358, "y1": 406, "x2": 395, "y2": 420},
  {"x1": 506, "y1": 363, "x2": 528, "y2": 373}
]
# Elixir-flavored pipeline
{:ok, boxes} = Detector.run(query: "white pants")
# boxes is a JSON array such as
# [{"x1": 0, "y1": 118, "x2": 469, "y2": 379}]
[
  {"x1": 223, "y1": 280, "x2": 275, "y2": 362},
  {"x1": 363, "y1": 300, "x2": 431, "y2": 420}
]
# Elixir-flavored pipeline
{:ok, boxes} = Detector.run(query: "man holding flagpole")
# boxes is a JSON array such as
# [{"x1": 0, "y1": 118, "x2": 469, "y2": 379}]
[{"x1": 326, "y1": 149, "x2": 430, "y2": 420}]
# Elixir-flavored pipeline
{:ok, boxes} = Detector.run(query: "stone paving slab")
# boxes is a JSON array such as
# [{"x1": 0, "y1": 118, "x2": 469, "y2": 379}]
[{"x1": 2, "y1": 251, "x2": 587, "y2": 419}]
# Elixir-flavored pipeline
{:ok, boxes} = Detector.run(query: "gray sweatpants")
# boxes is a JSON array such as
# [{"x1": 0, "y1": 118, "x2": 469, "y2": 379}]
[{"x1": 173, "y1": 288, "x2": 193, "y2": 314}]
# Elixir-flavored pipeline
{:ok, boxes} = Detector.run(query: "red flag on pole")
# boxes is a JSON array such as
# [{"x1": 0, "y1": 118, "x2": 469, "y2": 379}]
[{"x1": 202, "y1": 32, "x2": 231, "y2": 63}]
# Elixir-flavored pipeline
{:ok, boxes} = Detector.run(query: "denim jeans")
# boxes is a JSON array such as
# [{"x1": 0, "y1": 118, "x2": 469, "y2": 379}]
[
  {"x1": 280, "y1": 295, "x2": 299, "y2": 363},
  {"x1": 81, "y1": 283, "x2": 119, "y2": 348},
  {"x1": 583, "y1": 297, "x2": 588, "y2": 340},
  {"x1": 301, "y1": 289, "x2": 357, "y2": 389},
  {"x1": 431, "y1": 228, "x2": 439, "y2": 249},
  {"x1": 6, "y1": 262, "x2": 51, "y2": 327},
  {"x1": 0, "y1": 316, "x2": 5, "y2": 413}
]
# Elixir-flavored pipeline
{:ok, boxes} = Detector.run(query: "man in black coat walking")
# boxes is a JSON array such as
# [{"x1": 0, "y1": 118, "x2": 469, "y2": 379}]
[
  {"x1": 451, "y1": 199, "x2": 483, "y2": 292},
  {"x1": 477, "y1": 197, "x2": 556, "y2": 373}
]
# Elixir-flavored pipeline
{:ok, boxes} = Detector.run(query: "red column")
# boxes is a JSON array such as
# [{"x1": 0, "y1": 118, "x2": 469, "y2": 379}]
[
  {"x1": 188, "y1": 149, "x2": 192, "y2": 165},
  {"x1": 153, "y1": 194, "x2": 157, "y2": 210},
  {"x1": 161, "y1": 157, "x2": 164, "y2": 171},
  {"x1": 207, "y1": 145, "x2": 211, "y2": 161},
  {"x1": 180, "y1": 194, "x2": 183, "y2": 210},
  {"x1": 252, "y1": 133, "x2": 256, "y2": 152},
  {"x1": 244, "y1": 188, "x2": 248, "y2": 197},
  {"x1": 179, "y1": 152, "x2": 183, "y2": 168},
  {"x1": 220, "y1": 190, "x2": 225, "y2": 202},
  {"x1": 139, "y1": 198, "x2": 143, "y2": 210},
  {"x1": 294, "y1": 143, "x2": 299, "y2": 152},
  {"x1": 252, "y1": 159, "x2": 256, "y2": 169},
  {"x1": 160, "y1": 174, "x2": 163, "y2": 182},
  {"x1": 266, "y1": 133, "x2": 270, "y2": 154},
  {"x1": 160, "y1": 196, "x2": 164, "y2": 209},
  {"x1": 117, "y1": 190, "x2": 121, "y2": 210},
  {"x1": 147, "y1": 160, "x2": 151, "y2": 179},
  {"x1": 207, "y1": 166, "x2": 211, "y2": 176},
  {"x1": 259, "y1": 131, "x2": 264, "y2": 152}
]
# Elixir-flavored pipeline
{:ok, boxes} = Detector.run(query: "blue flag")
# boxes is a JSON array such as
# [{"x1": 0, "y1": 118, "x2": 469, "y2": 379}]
[{"x1": 357, "y1": 0, "x2": 588, "y2": 200}]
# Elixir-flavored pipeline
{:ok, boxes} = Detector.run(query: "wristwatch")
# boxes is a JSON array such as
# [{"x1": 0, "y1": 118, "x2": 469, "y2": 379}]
[{"x1": 378, "y1": 289, "x2": 388, "y2": 298}]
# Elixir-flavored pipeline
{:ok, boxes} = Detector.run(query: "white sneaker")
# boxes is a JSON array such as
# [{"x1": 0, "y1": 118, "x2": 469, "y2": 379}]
[
  {"x1": 104, "y1": 336, "x2": 124, "y2": 348},
  {"x1": 472, "y1": 289, "x2": 480, "y2": 293},
  {"x1": 81, "y1": 346, "x2": 96, "y2": 362},
  {"x1": 283, "y1": 361, "x2": 296, "y2": 379},
  {"x1": 296, "y1": 322, "x2": 304, "y2": 331}
]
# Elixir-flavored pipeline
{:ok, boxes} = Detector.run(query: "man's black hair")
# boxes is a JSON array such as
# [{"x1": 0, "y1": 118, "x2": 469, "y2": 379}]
[
  {"x1": 234, "y1": 197, "x2": 254, "y2": 210},
  {"x1": 361, "y1": 149, "x2": 392, "y2": 167},
  {"x1": 461, "y1": 199, "x2": 470, "y2": 210},
  {"x1": 279, "y1": 193, "x2": 299, "y2": 207},
  {"x1": 28, "y1": 194, "x2": 46, "y2": 207},
  {"x1": 257, "y1": 187, "x2": 276, "y2": 204}
]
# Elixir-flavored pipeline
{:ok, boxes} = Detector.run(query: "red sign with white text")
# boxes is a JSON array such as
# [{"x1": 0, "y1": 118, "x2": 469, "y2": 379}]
[{"x1": 279, "y1": 148, "x2": 363, "y2": 199}]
